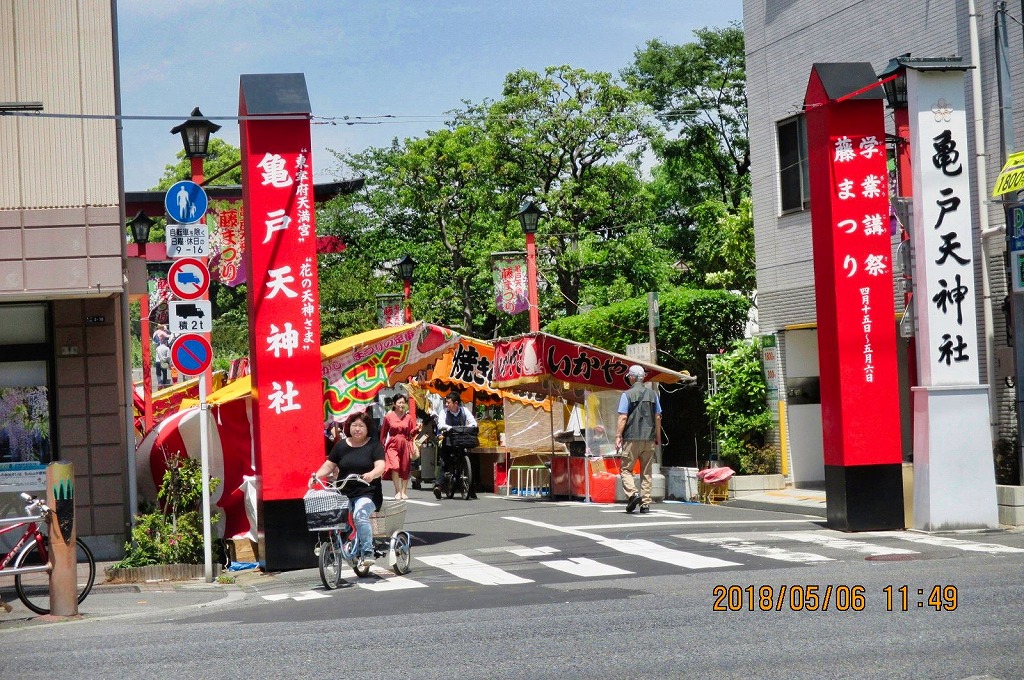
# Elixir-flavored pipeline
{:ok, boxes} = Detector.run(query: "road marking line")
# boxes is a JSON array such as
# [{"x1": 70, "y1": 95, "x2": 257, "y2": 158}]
[
  {"x1": 404, "y1": 499, "x2": 441, "y2": 507},
  {"x1": 872, "y1": 531, "x2": 1024, "y2": 554},
  {"x1": 770, "y1": 531, "x2": 918, "y2": 556},
  {"x1": 262, "y1": 590, "x2": 331, "y2": 602},
  {"x1": 601, "y1": 538, "x2": 742, "y2": 569},
  {"x1": 682, "y1": 535, "x2": 833, "y2": 563},
  {"x1": 418, "y1": 553, "x2": 534, "y2": 585},
  {"x1": 569, "y1": 519, "x2": 817, "y2": 530},
  {"x1": 357, "y1": 570, "x2": 429, "y2": 592},
  {"x1": 509, "y1": 546, "x2": 560, "y2": 557},
  {"x1": 540, "y1": 557, "x2": 633, "y2": 577}
]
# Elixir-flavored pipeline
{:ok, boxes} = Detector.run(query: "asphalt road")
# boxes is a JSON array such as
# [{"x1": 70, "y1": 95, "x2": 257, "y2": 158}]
[{"x1": 2, "y1": 494, "x2": 1022, "y2": 680}]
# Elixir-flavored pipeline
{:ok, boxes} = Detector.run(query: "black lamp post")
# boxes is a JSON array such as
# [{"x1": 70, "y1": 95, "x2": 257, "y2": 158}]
[
  {"x1": 129, "y1": 210, "x2": 154, "y2": 248},
  {"x1": 397, "y1": 254, "x2": 416, "y2": 323},
  {"x1": 170, "y1": 107, "x2": 221, "y2": 159},
  {"x1": 516, "y1": 201, "x2": 542, "y2": 331}
]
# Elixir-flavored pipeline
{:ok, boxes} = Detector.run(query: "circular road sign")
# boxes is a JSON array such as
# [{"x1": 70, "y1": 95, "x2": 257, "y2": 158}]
[
  {"x1": 170, "y1": 334, "x2": 213, "y2": 376},
  {"x1": 164, "y1": 180, "x2": 208, "y2": 225},
  {"x1": 167, "y1": 257, "x2": 210, "y2": 300}
]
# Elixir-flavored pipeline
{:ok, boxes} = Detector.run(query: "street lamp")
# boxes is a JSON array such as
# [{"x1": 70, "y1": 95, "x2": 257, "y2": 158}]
[
  {"x1": 397, "y1": 254, "x2": 416, "y2": 323},
  {"x1": 516, "y1": 200, "x2": 542, "y2": 332},
  {"x1": 129, "y1": 211, "x2": 156, "y2": 432}
]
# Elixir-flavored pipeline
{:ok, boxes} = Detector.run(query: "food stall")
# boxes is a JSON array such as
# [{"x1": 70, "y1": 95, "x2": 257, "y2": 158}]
[{"x1": 492, "y1": 332, "x2": 694, "y2": 502}]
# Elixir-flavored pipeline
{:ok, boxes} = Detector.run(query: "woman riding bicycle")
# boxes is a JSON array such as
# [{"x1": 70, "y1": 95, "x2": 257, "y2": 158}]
[{"x1": 309, "y1": 410, "x2": 385, "y2": 569}]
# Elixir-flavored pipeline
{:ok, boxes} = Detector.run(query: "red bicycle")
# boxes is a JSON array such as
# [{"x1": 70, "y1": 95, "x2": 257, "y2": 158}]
[{"x1": 0, "y1": 492, "x2": 95, "y2": 615}]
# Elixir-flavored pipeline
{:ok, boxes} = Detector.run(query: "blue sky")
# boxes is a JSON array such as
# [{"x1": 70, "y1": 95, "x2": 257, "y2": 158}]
[{"x1": 117, "y1": 0, "x2": 743, "y2": 190}]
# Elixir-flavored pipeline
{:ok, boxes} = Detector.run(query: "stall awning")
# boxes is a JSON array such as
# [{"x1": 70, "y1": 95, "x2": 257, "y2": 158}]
[
  {"x1": 492, "y1": 332, "x2": 693, "y2": 399},
  {"x1": 424, "y1": 336, "x2": 550, "y2": 409}
]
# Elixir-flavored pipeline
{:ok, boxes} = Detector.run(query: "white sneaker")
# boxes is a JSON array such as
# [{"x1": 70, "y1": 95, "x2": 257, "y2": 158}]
[{"x1": 360, "y1": 555, "x2": 375, "y2": 568}]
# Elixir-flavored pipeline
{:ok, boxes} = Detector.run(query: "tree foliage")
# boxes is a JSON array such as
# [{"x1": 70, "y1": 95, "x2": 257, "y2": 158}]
[{"x1": 705, "y1": 339, "x2": 775, "y2": 474}]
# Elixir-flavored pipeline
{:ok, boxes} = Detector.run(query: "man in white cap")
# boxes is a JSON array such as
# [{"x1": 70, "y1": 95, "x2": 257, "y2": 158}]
[{"x1": 615, "y1": 364, "x2": 662, "y2": 513}]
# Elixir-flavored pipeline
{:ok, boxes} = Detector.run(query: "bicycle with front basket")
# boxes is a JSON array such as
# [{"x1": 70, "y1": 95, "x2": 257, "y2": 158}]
[
  {"x1": 0, "y1": 492, "x2": 95, "y2": 615},
  {"x1": 305, "y1": 475, "x2": 412, "y2": 590}
]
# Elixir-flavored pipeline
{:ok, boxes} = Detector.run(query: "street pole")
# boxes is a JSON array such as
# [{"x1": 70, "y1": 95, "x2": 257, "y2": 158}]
[
  {"x1": 198, "y1": 376, "x2": 213, "y2": 582},
  {"x1": 525, "y1": 231, "x2": 540, "y2": 332},
  {"x1": 191, "y1": 155, "x2": 213, "y2": 396},
  {"x1": 403, "y1": 277, "x2": 413, "y2": 324},
  {"x1": 647, "y1": 292, "x2": 661, "y2": 465},
  {"x1": 140, "y1": 291, "x2": 154, "y2": 432}
]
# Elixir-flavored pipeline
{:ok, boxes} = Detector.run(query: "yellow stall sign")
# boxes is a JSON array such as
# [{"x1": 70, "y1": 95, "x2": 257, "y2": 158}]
[{"x1": 992, "y1": 151, "x2": 1024, "y2": 197}]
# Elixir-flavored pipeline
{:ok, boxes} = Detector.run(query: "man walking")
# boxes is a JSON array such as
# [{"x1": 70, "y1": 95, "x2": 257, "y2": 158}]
[{"x1": 615, "y1": 364, "x2": 662, "y2": 514}]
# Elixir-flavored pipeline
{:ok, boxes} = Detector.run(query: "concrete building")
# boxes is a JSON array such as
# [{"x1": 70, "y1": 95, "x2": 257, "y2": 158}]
[
  {"x1": 743, "y1": 2, "x2": 1020, "y2": 490},
  {"x1": 1, "y1": 1, "x2": 129, "y2": 556}
]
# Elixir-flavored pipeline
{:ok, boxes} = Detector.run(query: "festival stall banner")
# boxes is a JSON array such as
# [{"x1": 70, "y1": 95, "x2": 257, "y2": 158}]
[
  {"x1": 321, "y1": 323, "x2": 459, "y2": 420},
  {"x1": 492, "y1": 332, "x2": 691, "y2": 397},
  {"x1": 492, "y1": 252, "x2": 529, "y2": 315},
  {"x1": 428, "y1": 337, "x2": 550, "y2": 408}
]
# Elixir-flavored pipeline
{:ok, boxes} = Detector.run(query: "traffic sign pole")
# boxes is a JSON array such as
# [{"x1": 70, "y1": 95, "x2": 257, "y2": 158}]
[{"x1": 198, "y1": 377, "x2": 213, "y2": 583}]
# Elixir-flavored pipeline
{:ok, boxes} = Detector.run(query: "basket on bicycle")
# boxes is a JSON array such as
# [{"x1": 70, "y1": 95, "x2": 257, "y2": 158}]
[
  {"x1": 304, "y1": 488, "x2": 347, "y2": 531},
  {"x1": 370, "y1": 498, "x2": 407, "y2": 537},
  {"x1": 443, "y1": 425, "x2": 479, "y2": 449}
]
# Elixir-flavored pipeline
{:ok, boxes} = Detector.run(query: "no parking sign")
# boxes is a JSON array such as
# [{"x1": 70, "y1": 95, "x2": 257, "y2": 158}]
[{"x1": 170, "y1": 334, "x2": 213, "y2": 376}]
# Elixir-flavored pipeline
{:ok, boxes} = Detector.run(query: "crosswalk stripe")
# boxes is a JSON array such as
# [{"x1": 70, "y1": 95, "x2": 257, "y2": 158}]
[
  {"x1": 357, "y1": 569, "x2": 429, "y2": 592},
  {"x1": 540, "y1": 557, "x2": 633, "y2": 577},
  {"x1": 418, "y1": 553, "x2": 534, "y2": 585},
  {"x1": 872, "y1": 531, "x2": 1024, "y2": 554},
  {"x1": 263, "y1": 590, "x2": 331, "y2": 602},
  {"x1": 681, "y1": 535, "x2": 832, "y2": 563},
  {"x1": 770, "y1": 531, "x2": 917, "y2": 556},
  {"x1": 600, "y1": 538, "x2": 742, "y2": 569},
  {"x1": 508, "y1": 546, "x2": 560, "y2": 557}
]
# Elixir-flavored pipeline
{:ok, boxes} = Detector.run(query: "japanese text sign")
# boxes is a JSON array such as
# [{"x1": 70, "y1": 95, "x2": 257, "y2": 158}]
[
  {"x1": 239, "y1": 93, "x2": 323, "y2": 501},
  {"x1": 492, "y1": 253, "x2": 529, "y2": 315},
  {"x1": 805, "y1": 64, "x2": 901, "y2": 467},
  {"x1": 907, "y1": 69, "x2": 979, "y2": 387}
]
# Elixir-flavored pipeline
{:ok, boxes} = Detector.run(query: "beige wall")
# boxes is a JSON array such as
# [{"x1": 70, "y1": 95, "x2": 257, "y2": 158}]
[{"x1": 0, "y1": 1, "x2": 128, "y2": 556}]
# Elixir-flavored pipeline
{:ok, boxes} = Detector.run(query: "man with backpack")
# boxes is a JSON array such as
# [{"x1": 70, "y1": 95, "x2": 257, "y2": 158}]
[{"x1": 615, "y1": 364, "x2": 662, "y2": 514}]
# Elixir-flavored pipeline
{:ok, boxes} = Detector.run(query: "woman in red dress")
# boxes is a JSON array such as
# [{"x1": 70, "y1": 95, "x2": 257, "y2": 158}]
[{"x1": 380, "y1": 393, "x2": 418, "y2": 499}]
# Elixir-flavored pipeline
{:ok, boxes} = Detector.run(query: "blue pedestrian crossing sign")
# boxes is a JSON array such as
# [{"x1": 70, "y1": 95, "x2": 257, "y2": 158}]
[{"x1": 164, "y1": 181, "x2": 208, "y2": 225}]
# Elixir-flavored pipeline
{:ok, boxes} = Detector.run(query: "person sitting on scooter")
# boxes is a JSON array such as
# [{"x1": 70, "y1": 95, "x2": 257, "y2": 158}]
[
  {"x1": 309, "y1": 410, "x2": 385, "y2": 568},
  {"x1": 433, "y1": 392, "x2": 477, "y2": 500}
]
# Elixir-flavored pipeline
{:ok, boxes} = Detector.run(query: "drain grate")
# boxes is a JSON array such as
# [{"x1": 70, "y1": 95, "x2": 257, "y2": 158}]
[{"x1": 865, "y1": 554, "x2": 921, "y2": 562}]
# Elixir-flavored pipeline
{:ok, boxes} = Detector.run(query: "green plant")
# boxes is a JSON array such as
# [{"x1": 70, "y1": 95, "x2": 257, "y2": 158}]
[
  {"x1": 706, "y1": 339, "x2": 774, "y2": 474},
  {"x1": 113, "y1": 454, "x2": 221, "y2": 568},
  {"x1": 994, "y1": 438, "x2": 1021, "y2": 486},
  {"x1": 216, "y1": 574, "x2": 236, "y2": 584},
  {"x1": 739, "y1": 444, "x2": 780, "y2": 476}
]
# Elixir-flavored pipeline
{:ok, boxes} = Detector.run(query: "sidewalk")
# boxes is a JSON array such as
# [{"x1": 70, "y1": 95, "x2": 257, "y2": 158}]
[{"x1": 724, "y1": 486, "x2": 828, "y2": 517}]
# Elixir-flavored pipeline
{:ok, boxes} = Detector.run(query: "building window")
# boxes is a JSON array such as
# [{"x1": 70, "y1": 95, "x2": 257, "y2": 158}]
[
  {"x1": 777, "y1": 115, "x2": 810, "y2": 213},
  {"x1": 0, "y1": 304, "x2": 54, "y2": 494}
]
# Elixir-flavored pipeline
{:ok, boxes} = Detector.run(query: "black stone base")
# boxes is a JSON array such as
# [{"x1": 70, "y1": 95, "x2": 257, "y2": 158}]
[
  {"x1": 258, "y1": 498, "x2": 318, "y2": 571},
  {"x1": 824, "y1": 464, "x2": 905, "y2": 531}
]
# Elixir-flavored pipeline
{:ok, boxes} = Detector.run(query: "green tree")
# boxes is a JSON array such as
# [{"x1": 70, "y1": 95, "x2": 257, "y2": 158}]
[
  {"x1": 487, "y1": 66, "x2": 664, "y2": 317},
  {"x1": 705, "y1": 339, "x2": 775, "y2": 473},
  {"x1": 625, "y1": 24, "x2": 749, "y2": 210},
  {"x1": 154, "y1": 138, "x2": 242, "y2": 191},
  {"x1": 691, "y1": 196, "x2": 756, "y2": 292}
]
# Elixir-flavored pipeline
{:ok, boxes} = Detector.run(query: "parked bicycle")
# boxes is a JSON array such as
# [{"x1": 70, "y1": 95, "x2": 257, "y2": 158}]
[
  {"x1": 306, "y1": 475, "x2": 412, "y2": 590},
  {"x1": 0, "y1": 492, "x2": 95, "y2": 615}
]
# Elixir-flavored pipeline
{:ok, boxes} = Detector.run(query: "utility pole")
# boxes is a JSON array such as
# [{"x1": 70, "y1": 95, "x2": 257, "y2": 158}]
[{"x1": 998, "y1": 1, "x2": 1024, "y2": 483}]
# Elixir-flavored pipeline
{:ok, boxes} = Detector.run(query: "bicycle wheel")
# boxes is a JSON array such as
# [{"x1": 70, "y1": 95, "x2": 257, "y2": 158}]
[
  {"x1": 444, "y1": 468, "x2": 456, "y2": 499},
  {"x1": 14, "y1": 537, "x2": 96, "y2": 615},
  {"x1": 391, "y1": 531, "x2": 412, "y2": 575},
  {"x1": 459, "y1": 455, "x2": 472, "y2": 500},
  {"x1": 318, "y1": 536, "x2": 342, "y2": 590}
]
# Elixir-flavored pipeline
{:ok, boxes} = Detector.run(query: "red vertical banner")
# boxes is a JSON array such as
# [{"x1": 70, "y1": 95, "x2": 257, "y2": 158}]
[
  {"x1": 805, "y1": 66, "x2": 901, "y2": 468},
  {"x1": 239, "y1": 92, "x2": 323, "y2": 502}
]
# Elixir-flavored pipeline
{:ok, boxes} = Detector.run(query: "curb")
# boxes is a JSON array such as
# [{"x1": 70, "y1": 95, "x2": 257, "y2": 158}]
[{"x1": 725, "y1": 498, "x2": 827, "y2": 518}]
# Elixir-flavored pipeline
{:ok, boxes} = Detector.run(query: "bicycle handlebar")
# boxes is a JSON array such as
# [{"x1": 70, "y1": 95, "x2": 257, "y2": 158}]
[
  {"x1": 333, "y1": 474, "x2": 371, "y2": 490},
  {"x1": 19, "y1": 492, "x2": 51, "y2": 517}
]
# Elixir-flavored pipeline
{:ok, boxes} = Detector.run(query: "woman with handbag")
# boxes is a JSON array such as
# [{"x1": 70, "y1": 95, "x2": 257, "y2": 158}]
[{"x1": 380, "y1": 394, "x2": 419, "y2": 500}]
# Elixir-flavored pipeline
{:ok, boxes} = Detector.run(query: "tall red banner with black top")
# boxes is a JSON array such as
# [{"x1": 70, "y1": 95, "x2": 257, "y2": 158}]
[
  {"x1": 805, "y1": 63, "x2": 904, "y2": 531},
  {"x1": 239, "y1": 73, "x2": 323, "y2": 569}
]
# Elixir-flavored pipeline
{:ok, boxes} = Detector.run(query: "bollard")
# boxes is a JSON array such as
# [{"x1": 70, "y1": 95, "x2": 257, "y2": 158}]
[{"x1": 46, "y1": 462, "x2": 78, "y2": 617}]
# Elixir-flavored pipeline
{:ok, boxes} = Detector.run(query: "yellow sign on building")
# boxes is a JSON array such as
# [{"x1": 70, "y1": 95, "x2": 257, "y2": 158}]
[{"x1": 992, "y1": 151, "x2": 1024, "y2": 197}]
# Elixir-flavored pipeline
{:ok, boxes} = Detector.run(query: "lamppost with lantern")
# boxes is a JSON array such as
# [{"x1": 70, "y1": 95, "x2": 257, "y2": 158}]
[
  {"x1": 170, "y1": 107, "x2": 220, "y2": 392},
  {"x1": 517, "y1": 200, "x2": 542, "y2": 332},
  {"x1": 397, "y1": 254, "x2": 416, "y2": 324},
  {"x1": 128, "y1": 210, "x2": 156, "y2": 432}
]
